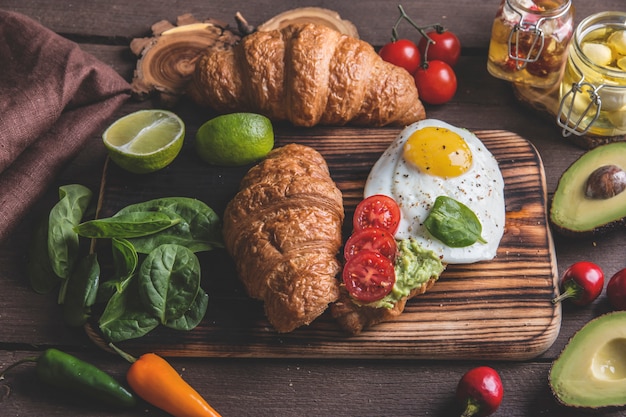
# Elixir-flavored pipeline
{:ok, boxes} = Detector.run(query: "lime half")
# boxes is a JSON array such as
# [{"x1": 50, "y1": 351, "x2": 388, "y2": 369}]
[
  {"x1": 195, "y1": 113, "x2": 274, "y2": 166},
  {"x1": 103, "y1": 109, "x2": 185, "y2": 174}
]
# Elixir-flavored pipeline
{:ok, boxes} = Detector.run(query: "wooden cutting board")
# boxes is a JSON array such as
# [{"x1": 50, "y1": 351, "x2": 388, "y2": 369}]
[{"x1": 89, "y1": 127, "x2": 560, "y2": 361}]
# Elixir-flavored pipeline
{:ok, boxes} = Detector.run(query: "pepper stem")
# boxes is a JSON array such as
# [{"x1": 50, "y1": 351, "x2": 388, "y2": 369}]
[
  {"x1": 460, "y1": 397, "x2": 481, "y2": 417},
  {"x1": 551, "y1": 281, "x2": 581, "y2": 304},
  {"x1": 0, "y1": 356, "x2": 39, "y2": 379},
  {"x1": 109, "y1": 343, "x2": 137, "y2": 364}
]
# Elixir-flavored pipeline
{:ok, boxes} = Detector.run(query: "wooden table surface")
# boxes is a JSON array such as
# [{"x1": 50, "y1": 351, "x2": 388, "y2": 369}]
[{"x1": 1, "y1": 1, "x2": 625, "y2": 416}]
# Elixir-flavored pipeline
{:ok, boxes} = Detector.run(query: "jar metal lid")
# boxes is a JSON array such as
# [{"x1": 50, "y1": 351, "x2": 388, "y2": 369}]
[
  {"x1": 557, "y1": 11, "x2": 626, "y2": 137},
  {"x1": 505, "y1": 0, "x2": 572, "y2": 69}
]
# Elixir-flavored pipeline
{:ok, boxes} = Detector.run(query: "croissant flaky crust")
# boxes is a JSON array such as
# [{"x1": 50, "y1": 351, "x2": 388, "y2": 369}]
[
  {"x1": 189, "y1": 23, "x2": 426, "y2": 127},
  {"x1": 222, "y1": 144, "x2": 344, "y2": 332}
]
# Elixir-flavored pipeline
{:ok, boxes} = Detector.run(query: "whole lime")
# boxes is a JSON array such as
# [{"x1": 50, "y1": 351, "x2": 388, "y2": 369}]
[
  {"x1": 195, "y1": 113, "x2": 274, "y2": 166},
  {"x1": 102, "y1": 109, "x2": 185, "y2": 174}
]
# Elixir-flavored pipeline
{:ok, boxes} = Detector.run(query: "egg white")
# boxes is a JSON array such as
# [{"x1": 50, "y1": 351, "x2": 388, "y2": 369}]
[{"x1": 364, "y1": 119, "x2": 506, "y2": 264}]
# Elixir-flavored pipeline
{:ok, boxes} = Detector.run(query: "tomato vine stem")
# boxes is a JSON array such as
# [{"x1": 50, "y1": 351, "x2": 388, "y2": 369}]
[{"x1": 390, "y1": 4, "x2": 438, "y2": 45}]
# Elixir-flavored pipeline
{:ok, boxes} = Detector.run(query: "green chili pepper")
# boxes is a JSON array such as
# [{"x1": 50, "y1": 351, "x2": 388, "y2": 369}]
[{"x1": 0, "y1": 348, "x2": 136, "y2": 408}]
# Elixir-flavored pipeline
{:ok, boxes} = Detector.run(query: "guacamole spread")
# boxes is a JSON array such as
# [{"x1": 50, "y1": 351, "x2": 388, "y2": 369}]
[{"x1": 368, "y1": 238, "x2": 445, "y2": 309}]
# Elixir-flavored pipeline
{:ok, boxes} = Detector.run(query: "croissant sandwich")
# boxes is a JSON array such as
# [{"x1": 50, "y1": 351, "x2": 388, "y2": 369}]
[
  {"x1": 189, "y1": 23, "x2": 426, "y2": 127},
  {"x1": 222, "y1": 144, "x2": 344, "y2": 332}
]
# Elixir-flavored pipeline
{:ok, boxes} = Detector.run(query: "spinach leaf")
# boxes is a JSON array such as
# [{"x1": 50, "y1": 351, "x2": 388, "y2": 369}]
[
  {"x1": 111, "y1": 238, "x2": 138, "y2": 287},
  {"x1": 115, "y1": 197, "x2": 223, "y2": 253},
  {"x1": 99, "y1": 276, "x2": 159, "y2": 342},
  {"x1": 164, "y1": 290, "x2": 208, "y2": 331},
  {"x1": 138, "y1": 244, "x2": 201, "y2": 324},
  {"x1": 424, "y1": 195, "x2": 487, "y2": 248},
  {"x1": 97, "y1": 237, "x2": 139, "y2": 304},
  {"x1": 27, "y1": 215, "x2": 60, "y2": 294},
  {"x1": 75, "y1": 212, "x2": 180, "y2": 239},
  {"x1": 61, "y1": 253, "x2": 100, "y2": 327},
  {"x1": 48, "y1": 184, "x2": 93, "y2": 279}
]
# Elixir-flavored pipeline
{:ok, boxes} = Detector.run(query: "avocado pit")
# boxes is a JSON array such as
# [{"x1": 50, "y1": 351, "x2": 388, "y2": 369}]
[{"x1": 585, "y1": 165, "x2": 626, "y2": 199}]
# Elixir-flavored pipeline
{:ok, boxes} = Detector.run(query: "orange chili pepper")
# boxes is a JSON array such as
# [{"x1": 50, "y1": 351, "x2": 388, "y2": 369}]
[{"x1": 111, "y1": 345, "x2": 221, "y2": 417}]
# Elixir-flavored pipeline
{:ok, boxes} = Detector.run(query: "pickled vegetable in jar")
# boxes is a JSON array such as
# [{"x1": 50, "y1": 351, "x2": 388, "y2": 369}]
[
  {"x1": 487, "y1": 0, "x2": 574, "y2": 88},
  {"x1": 558, "y1": 12, "x2": 626, "y2": 137}
]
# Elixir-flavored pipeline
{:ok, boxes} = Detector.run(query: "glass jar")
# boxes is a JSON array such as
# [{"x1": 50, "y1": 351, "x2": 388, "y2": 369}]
[
  {"x1": 557, "y1": 12, "x2": 626, "y2": 137},
  {"x1": 487, "y1": 0, "x2": 574, "y2": 88}
]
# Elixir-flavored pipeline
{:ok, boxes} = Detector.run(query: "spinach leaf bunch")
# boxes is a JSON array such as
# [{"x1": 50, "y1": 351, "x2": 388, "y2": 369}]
[{"x1": 27, "y1": 186, "x2": 223, "y2": 343}]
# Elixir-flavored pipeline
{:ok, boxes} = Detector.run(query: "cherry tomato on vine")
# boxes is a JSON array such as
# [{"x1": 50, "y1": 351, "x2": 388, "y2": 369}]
[
  {"x1": 418, "y1": 29, "x2": 461, "y2": 67},
  {"x1": 414, "y1": 60, "x2": 457, "y2": 105},
  {"x1": 353, "y1": 194, "x2": 401, "y2": 235},
  {"x1": 456, "y1": 366, "x2": 503, "y2": 417},
  {"x1": 607, "y1": 268, "x2": 626, "y2": 310},
  {"x1": 552, "y1": 261, "x2": 604, "y2": 306},
  {"x1": 342, "y1": 250, "x2": 396, "y2": 303},
  {"x1": 344, "y1": 227, "x2": 398, "y2": 262},
  {"x1": 379, "y1": 39, "x2": 422, "y2": 74}
]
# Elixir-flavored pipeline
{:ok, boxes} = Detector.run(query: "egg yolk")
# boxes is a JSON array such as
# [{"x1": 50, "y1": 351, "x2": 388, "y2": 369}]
[{"x1": 403, "y1": 126, "x2": 472, "y2": 177}]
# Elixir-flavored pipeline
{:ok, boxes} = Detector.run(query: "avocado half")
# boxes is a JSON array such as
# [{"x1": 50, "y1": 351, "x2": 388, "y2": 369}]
[
  {"x1": 550, "y1": 142, "x2": 626, "y2": 236},
  {"x1": 549, "y1": 311, "x2": 626, "y2": 409}
]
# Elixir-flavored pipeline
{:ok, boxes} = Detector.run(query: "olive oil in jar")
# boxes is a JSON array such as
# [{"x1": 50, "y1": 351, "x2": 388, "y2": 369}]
[
  {"x1": 558, "y1": 12, "x2": 626, "y2": 137},
  {"x1": 487, "y1": 0, "x2": 574, "y2": 88}
]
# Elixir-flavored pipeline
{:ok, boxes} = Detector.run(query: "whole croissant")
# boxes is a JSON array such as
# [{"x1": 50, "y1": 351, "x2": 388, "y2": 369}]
[
  {"x1": 189, "y1": 23, "x2": 426, "y2": 127},
  {"x1": 222, "y1": 144, "x2": 344, "y2": 332}
]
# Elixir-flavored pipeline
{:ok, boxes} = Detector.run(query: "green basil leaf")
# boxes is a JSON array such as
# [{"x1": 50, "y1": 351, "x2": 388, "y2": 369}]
[
  {"x1": 48, "y1": 184, "x2": 93, "y2": 279},
  {"x1": 75, "y1": 211, "x2": 180, "y2": 238},
  {"x1": 115, "y1": 197, "x2": 223, "y2": 253},
  {"x1": 424, "y1": 196, "x2": 487, "y2": 248},
  {"x1": 99, "y1": 276, "x2": 159, "y2": 343},
  {"x1": 27, "y1": 215, "x2": 60, "y2": 294},
  {"x1": 62, "y1": 253, "x2": 100, "y2": 327},
  {"x1": 164, "y1": 290, "x2": 208, "y2": 331},
  {"x1": 138, "y1": 244, "x2": 201, "y2": 324}
]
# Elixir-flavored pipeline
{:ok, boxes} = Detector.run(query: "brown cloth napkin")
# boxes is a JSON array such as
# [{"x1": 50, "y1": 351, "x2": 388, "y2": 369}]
[{"x1": 0, "y1": 10, "x2": 131, "y2": 241}]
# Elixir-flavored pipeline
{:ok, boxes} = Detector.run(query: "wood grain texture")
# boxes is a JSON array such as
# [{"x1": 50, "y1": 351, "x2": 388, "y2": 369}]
[{"x1": 89, "y1": 127, "x2": 560, "y2": 360}]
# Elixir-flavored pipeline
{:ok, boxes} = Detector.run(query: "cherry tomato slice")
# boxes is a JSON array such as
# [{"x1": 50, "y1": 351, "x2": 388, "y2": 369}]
[
  {"x1": 343, "y1": 250, "x2": 396, "y2": 303},
  {"x1": 344, "y1": 227, "x2": 398, "y2": 261},
  {"x1": 353, "y1": 194, "x2": 401, "y2": 235}
]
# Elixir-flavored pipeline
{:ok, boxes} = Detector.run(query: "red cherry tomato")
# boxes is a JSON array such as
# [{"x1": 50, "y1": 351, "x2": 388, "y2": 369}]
[
  {"x1": 418, "y1": 30, "x2": 461, "y2": 67},
  {"x1": 552, "y1": 261, "x2": 604, "y2": 306},
  {"x1": 456, "y1": 366, "x2": 503, "y2": 417},
  {"x1": 344, "y1": 227, "x2": 398, "y2": 262},
  {"x1": 342, "y1": 250, "x2": 396, "y2": 303},
  {"x1": 413, "y1": 60, "x2": 457, "y2": 105},
  {"x1": 353, "y1": 194, "x2": 401, "y2": 235},
  {"x1": 607, "y1": 268, "x2": 626, "y2": 310},
  {"x1": 379, "y1": 39, "x2": 422, "y2": 74}
]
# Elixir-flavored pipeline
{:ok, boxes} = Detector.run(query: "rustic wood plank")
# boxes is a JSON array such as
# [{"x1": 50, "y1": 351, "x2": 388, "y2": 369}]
[
  {"x1": 81, "y1": 128, "x2": 560, "y2": 360},
  {"x1": 3, "y1": 349, "x2": 625, "y2": 417},
  {"x1": 4, "y1": 0, "x2": 622, "y2": 49}
]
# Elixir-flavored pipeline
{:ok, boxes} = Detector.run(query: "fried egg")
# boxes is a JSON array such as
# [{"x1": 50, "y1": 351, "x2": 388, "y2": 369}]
[{"x1": 364, "y1": 119, "x2": 505, "y2": 264}]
